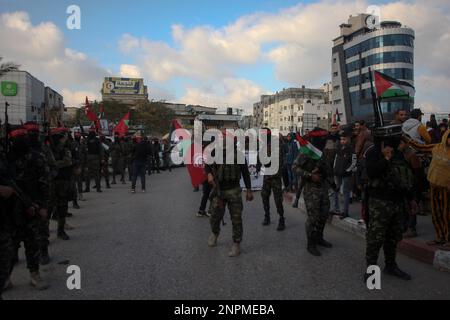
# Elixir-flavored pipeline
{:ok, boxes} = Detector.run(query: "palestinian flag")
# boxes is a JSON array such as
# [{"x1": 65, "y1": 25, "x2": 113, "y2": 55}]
[
  {"x1": 295, "y1": 133, "x2": 322, "y2": 161},
  {"x1": 113, "y1": 112, "x2": 130, "y2": 136},
  {"x1": 374, "y1": 70, "x2": 415, "y2": 100}
]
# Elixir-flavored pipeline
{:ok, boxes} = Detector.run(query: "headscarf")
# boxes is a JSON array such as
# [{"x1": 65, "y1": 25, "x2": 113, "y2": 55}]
[{"x1": 428, "y1": 129, "x2": 450, "y2": 188}]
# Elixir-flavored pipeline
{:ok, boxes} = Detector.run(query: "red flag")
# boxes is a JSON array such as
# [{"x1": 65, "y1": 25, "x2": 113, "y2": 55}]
[
  {"x1": 185, "y1": 142, "x2": 207, "y2": 188},
  {"x1": 113, "y1": 112, "x2": 130, "y2": 136},
  {"x1": 84, "y1": 97, "x2": 100, "y2": 131}
]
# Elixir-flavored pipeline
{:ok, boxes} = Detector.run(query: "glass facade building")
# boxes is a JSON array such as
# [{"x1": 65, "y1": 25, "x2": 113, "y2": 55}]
[{"x1": 331, "y1": 15, "x2": 415, "y2": 124}]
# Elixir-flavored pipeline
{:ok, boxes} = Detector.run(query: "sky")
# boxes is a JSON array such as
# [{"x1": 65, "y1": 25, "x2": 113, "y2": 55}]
[{"x1": 0, "y1": 0, "x2": 449, "y2": 115}]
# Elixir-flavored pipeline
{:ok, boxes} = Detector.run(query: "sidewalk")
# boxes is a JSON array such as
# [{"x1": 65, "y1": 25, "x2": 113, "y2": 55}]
[{"x1": 284, "y1": 192, "x2": 450, "y2": 273}]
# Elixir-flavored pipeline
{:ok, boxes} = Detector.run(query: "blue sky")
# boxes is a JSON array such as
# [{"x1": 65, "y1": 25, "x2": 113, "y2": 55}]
[{"x1": 1, "y1": 0, "x2": 449, "y2": 114}]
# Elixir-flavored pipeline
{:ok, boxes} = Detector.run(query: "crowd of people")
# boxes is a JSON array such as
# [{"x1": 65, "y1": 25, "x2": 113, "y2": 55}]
[
  {"x1": 200, "y1": 109, "x2": 449, "y2": 281},
  {"x1": 0, "y1": 124, "x2": 173, "y2": 299},
  {"x1": 1, "y1": 109, "x2": 449, "y2": 298}
]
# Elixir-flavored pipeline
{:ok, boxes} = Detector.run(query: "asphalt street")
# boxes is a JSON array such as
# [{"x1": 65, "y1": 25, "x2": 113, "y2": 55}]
[{"x1": 4, "y1": 167, "x2": 450, "y2": 300}]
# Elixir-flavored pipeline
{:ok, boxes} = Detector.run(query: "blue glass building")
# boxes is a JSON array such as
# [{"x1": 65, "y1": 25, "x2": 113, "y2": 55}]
[{"x1": 331, "y1": 14, "x2": 415, "y2": 124}]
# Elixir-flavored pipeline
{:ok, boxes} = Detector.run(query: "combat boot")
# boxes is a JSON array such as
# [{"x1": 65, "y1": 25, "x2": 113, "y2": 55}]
[
  {"x1": 317, "y1": 238, "x2": 333, "y2": 248},
  {"x1": 40, "y1": 247, "x2": 50, "y2": 265},
  {"x1": 207, "y1": 233, "x2": 218, "y2": 247},
  {"x1": 277, "y1": 216, "x2": 286, "y2": 231},
  {"x1": 57, "y1": 229, "x2": 70, "y2": 241},
  {"x1": 383, "y1": 264, "x2": 412, "y2": 280},
  {"x1": 262, "y1": 215, "x2": 271, "y2": 226},
  {"x1": 111, "y1": 178, "x2": 117, "y2": 185},
  {"x1": 307, "y1": 240, "x2": 321, "y2": 256},
  {"x1": 73, "y1": 200, "x2": 80, "y2": 209},
  {"x1": 96, "y1": 187, "x2": 102, "y2": 193},
  {"x1": 30, "y1": 271, "x2": 49, "y2": 290},
  {"x1": 229, "y1": 242, "x2": 241, "y2": 257},
  {"x1": 106, "y1": 181, "x2": 111, "y2": 189},
  {"x1": 78, "y1": 193, "x2": 85, "y2": 201},
  {"x1": 3, "y1": 277, "x2": 13, "y2": 292},
  {"x1": 292, "y1": 198, "x2": 299, "y2": 208}
]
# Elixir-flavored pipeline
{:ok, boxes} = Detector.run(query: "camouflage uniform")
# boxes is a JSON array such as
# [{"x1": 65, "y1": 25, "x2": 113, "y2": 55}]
[
  {"x1": 31, "y1": 138, "x2": 56, "y2": 259},
  {"x1": 9, "y1": 136, "x2": 51, "y2": 275},
  {"x1": 100, "y1": 139, "x2": 111, "y2": 188},
  {"x1": 111, "y1": 139, "x2": 125, "y2": 183},
  {"x1": 293, "y1": 153, "x2": 332, "y2": 247},
  {"x1": 85, "y1": 134, "x2": 103, "y2": 192},
  {"x1": 51, "y1": 137, "x2": 73, "y2": 238},
  {"x1": 71, "y1": 137, "x2": 86, "y2": 201},
  {"x1": 365, "y1": 149, "x2": 413, "y2": 266},
  {"x1": 261, "y1": 143, "x2": 285, "y2": 223},
  {"x1": 207, "y1": 153, "x2": 251, "y2": 243},
  {"x1": 0, "y1": 150, "x2": 15, "y2": 297},
  {"x1": 124, "y1": 139, "x2": 134, "y2": 181}
]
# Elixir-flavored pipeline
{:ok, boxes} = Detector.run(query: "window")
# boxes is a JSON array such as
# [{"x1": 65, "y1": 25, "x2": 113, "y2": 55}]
[
  {"x1": 284, "y1": 106, "x2": 287, "y2": 110},
  {"x1": 345, "y1": 34, "x2": 414, "y2": 59},
  {"x1": 333, "y1": 85, "x2": 340, "y2": 91},
  {"x1": 333, "y1": 58, "x2": 337, "y2": 63},
  {"x1": 333, "y1": 99, "x2": 342, "y2": 105},
  {"x1": 333, "y1": 72, "x2": 339, "y2": 77}
]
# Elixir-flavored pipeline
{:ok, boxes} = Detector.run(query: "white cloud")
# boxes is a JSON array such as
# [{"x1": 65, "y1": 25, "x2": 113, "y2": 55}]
[
  {"x1": 61, "y1": 89, "x2": 100, "y2": 109},
  {"x1": 0, "y1": 11, "x2": 108, "y2": 107},
  {"x1": 118, "y1": 0, "x2": 450, "y2": 113},
  {"x1": 119, "y1": 64, "x2": 142, "y2": 78},
  {"x1": 181, "y1": 78, "x2": 264, "y2": 112}
]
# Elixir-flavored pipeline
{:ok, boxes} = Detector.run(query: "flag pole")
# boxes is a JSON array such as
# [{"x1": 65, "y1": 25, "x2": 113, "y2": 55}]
[{"x1": 369, "y1": 67, "x2": 384, "y2": 127}]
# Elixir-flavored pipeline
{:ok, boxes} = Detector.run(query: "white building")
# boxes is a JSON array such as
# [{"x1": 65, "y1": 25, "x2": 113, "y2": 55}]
[
  {"x1": 0, "y1": 70, "x2": 46, "y2": 125},
  {"x1": 45, "y1": 87, "x2": 65, "y2": 125},
  {"x1": 253, "y1": 87, "x2": 331, "y2": 135},
  {"x1": 332, "y1": 14, "x2": 415, "y2": 124}
]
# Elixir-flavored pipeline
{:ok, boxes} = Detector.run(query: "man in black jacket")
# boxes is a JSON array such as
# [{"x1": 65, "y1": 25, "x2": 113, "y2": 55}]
[
  {"x1": 332, "y1": 132, "x2": 356, "y2": 218},
  {"x1": 131, "y1": 136, "x2": 150, "y2": 193}
]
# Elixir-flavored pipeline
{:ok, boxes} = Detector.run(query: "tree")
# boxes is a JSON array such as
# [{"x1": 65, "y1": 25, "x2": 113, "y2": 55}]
[
  {"x1": 134, "y1": 100, "x2": 175, "y2": 137},
  {"x1": 0, "y1": 56, "x2": 19, "y2": 77}
]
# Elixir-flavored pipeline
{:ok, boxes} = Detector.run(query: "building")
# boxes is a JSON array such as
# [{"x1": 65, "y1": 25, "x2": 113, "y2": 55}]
[
  {"x1": 196, "y1": 113, "x2": 243, "y2": 130},
  {"x1": 332, "y1": 14, "x2": 415, "y2": 124},
  {"x1": 162, "y1": 102, "x2": 217, "y2": 128},
  {"x1": 64, "y1": 107, "x2": 79, "y2": 122},
  {"x1": 44, "y1": 87, "x2": 65, "y2": 126},
  {"x1": 253, "y1": 87, "x2": 331, "y2": 135},
  {"x1": 0, "y1": 70, "x2": 46, "y2": 125},
  {"x1": 102, "y1": 77, "x2": 149, "y2": 105}
]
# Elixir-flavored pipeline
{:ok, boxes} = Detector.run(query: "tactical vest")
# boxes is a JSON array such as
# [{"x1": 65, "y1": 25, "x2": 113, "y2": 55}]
[
  {"x1": 369, "y1": 156, "x2": 414, "y2": 194},
  {"x1": 87, "y1": 139, "x2": 100, "y2": 155}
]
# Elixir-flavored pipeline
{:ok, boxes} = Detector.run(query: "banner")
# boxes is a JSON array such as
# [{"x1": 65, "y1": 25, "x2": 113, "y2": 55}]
[{"x1": 240, "y1": 151, "x2": 264, "y2": 191}]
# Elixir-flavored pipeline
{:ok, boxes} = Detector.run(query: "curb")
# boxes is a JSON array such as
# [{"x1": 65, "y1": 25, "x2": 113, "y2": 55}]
[{"x1": 284, "y1": 192, "x2": 450, "y2": 273}]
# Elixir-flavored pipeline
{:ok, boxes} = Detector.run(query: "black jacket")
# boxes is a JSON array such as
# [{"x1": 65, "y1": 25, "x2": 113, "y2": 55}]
[
  {"x1": 132, "y1": 142, "x2": 150, "y2": 162},
  {"x1": 333, "y1": 144, "x2": 355, "y2": 177}
]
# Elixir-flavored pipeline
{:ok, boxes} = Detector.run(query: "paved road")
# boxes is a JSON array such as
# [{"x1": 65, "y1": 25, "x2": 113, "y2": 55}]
[{"x1": 4, "y1": 168, "x2": 450, "y2": 300}]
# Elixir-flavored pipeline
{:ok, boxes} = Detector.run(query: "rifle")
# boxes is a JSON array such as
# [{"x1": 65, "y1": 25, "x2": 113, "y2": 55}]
[
  {"x1": 210, "y1": 164, "x2": 226, "y2": 226},
  {"x1": 4, "y1": 102, "x2": 9, "y2": 154}
]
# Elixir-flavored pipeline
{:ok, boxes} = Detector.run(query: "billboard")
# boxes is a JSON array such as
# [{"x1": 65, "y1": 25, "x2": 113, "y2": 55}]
[
  {"x1": 1, "y1": 81, "x2": 18, "y2": 96},
  {"x1": 102, "y1": 77, "x2": 144, "y2": 95}
]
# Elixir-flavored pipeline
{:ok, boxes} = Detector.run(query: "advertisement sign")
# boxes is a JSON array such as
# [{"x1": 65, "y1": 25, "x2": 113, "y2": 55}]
[
  {"x1": 102, "y1": 77, "x2": 144, "y2": 95},
  {"x1": 100, "y1": 119, "x2": 110, "y2": 136},
  {"x1": 1, "y1": 81, "x2": 18, "y2": 96},
  {"x1": 240, "y1": 151, "x2": 264, "y2": 191}
]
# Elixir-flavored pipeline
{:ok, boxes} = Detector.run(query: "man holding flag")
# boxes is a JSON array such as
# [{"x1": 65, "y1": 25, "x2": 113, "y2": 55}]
[{"x1": 293, "y1": 129, "x2": 335, "y2": 256}]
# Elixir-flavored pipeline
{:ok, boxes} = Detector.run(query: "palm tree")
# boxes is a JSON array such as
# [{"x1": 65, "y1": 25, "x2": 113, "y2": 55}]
[{"x1": 0, "y1": 56, "x2": 20, "y2": 77}]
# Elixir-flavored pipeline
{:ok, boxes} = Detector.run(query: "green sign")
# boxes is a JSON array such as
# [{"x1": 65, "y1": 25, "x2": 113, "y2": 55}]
[{"x1": 1, "y1": 81, "x2": 18, "y2": 96}]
